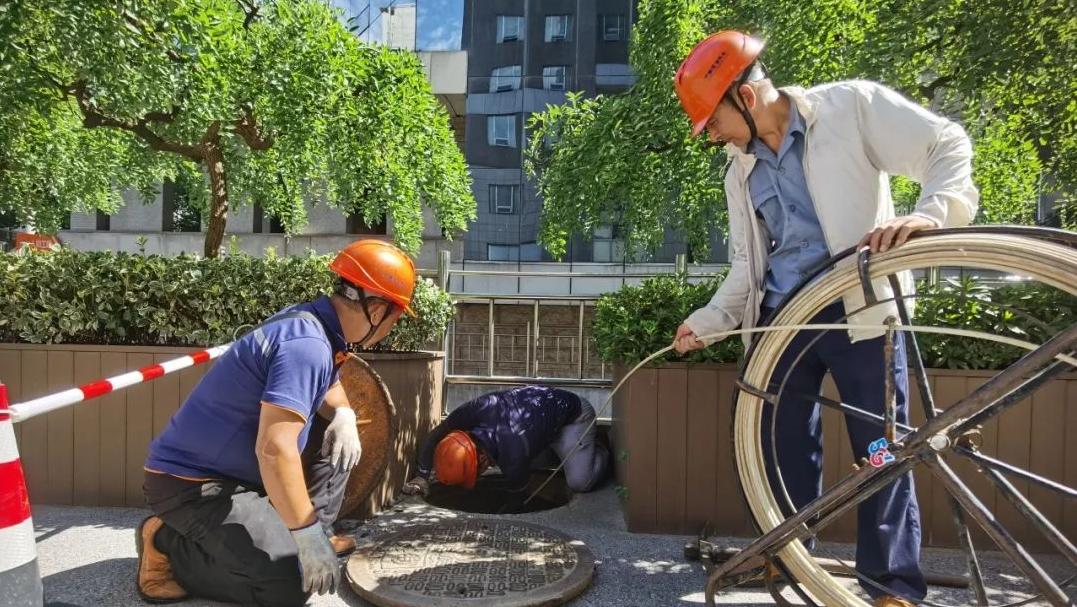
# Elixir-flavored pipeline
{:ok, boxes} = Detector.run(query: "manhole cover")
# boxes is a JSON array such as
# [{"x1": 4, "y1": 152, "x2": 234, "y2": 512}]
[{"x1": 346, "y1": 519, "x2": 594, "y2": 607}]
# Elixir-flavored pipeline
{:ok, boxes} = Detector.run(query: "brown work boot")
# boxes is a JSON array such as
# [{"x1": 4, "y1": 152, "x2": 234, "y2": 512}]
[
  {"x1": 874, "y1": 596, "x2": 916, "y2": 607},
  {"x1": 330, "y1": 534, "x2": 356, "y2": 556},
  {"x1": 136, "y1": 516, "x2": 188, "y2": 604}
]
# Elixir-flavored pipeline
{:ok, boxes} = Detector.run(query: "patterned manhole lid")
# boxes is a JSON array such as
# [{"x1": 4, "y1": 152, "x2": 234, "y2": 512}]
[{"x1": 345, "y1": 518, "x2": 595, "y2": 607}]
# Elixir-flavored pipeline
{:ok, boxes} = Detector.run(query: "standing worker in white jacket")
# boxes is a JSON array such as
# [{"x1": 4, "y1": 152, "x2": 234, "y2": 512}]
[{"x1": 670, "y1": 32, "x2": 979, "y2": 607}]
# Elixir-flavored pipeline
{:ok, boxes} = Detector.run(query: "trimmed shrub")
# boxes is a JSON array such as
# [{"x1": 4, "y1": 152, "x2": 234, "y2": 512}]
[
  {"x1": 0, "y1": 248, "x2": 452, "y2": 351},
  {"x1": 593, "y1": 273, "x2": 1076, "y2": 370}
]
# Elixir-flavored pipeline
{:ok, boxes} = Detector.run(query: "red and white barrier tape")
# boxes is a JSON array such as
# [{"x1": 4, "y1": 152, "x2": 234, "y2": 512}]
[
  {"x1": 9, "y1": 344, "x2": 232, "y2": 424},
  {"x1": 0, "y1": 383, "x2": 36, "y2": 575}
]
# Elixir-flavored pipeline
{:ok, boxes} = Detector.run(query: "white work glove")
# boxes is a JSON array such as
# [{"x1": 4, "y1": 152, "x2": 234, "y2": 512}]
[
  {"x1": 290, "y1": 521, "x2": 340, "y2": 595},
  {"x1": 322, "y1": 407, "x2": 361, "y2": 471},
  {"x1": 402, "y1": 476, "x2": 430, "y2": 497}
]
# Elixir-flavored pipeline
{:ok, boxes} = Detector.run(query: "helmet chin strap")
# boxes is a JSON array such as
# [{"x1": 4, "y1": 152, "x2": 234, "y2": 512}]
[
  {"x1": 338, "y1": 282, "x2": 393, "y2": 348},
  {"x1": 727, "y1": 61, "x2": 762, "y2": 143}
]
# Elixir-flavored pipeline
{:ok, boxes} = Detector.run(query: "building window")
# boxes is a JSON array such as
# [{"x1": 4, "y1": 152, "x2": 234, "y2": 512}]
[
  {"x1": 601, "y1": 14, "x2": 626, "y2": 41},
  {"x1": 489, "y1": 184, "x2": 519, "y2": 214},
  {"x1": 487, "y1": 114, "x2": 516, "y2": 147},
  {"x1": 96, "y1": 210, "x2": 110, "y2": 231},
  {"x1": 593, "y1": 225, "x2": 624, "y2": 262},
  {"x1": 496, "y1": 15, "x2": 524, "y2": 42},
  {"x1": 489, "y1": 65, "x2": 522, "y2": 93},
  {"x1": 162, "y1": 180, "x2": 201, "y2": 232},
  {"x1": 487, "y1": 243, "x2": 520, "y2": 261},
  {"x1": 544, "y1": 15, "x2": 572, "y2": 42},
  {"x1": 542, "y1": 66, "x2": 567, "y2": 91},
  {"x1": 520, "y1": 242, "x2": 543, "y2": 261},
  {"x1": 347, "y1": 213, "x2": 387, "y2": 235},
  {"x1": 269, "y1": 215, "x2": 286, "y2": 234}
]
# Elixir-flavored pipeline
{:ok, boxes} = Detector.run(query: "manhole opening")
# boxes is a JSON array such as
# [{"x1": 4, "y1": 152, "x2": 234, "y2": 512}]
[{"x1": 424, "y1": 469, "x2": 572, "y2": 514}]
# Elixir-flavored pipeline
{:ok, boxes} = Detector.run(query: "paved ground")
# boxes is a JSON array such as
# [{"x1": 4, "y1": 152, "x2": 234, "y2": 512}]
[{"x1": 32, "y1": 484, "x2": 1073, "y2": 606}]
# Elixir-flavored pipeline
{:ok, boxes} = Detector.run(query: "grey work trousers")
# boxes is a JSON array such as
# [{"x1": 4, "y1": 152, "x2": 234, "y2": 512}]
[
  {"x1": 550, "y1": 399, "x2": 609, "y2": 492},
  {"x1": 143, "y1": 414, "x2": 347, "y2": 607}
]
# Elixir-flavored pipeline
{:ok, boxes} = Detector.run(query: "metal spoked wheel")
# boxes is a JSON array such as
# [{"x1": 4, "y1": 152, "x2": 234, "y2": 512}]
[{"x1": 716, "y1": 227, "x2": 1077, "y2": 606}]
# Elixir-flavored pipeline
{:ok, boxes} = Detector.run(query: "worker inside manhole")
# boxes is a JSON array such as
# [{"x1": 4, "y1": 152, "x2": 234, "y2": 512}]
[{"x1": 402, "y1": 386, "x2": 610, "y2": 514}]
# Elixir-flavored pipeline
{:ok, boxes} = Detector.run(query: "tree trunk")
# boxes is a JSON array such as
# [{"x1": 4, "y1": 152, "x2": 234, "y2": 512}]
[{"x1": 202, "y1": 129, "x2": 229, "y2": 258}]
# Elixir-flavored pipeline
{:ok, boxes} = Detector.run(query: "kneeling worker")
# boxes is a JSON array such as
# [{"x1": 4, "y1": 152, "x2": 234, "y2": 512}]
[
  {"x1": 403, "y1": 386, "x2": 609, "y2": 497},
  {"x1": 137, "y1": 240, "x2": 416, "y2": 606}
]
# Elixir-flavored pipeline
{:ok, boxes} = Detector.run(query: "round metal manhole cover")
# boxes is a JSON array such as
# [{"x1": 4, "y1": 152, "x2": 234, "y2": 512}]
[{"x1": 345, "y1": 519, "x2": 595, "y2": 607}]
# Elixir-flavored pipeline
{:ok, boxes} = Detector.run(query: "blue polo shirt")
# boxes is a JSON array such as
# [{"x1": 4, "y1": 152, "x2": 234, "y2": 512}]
[
  {"x1": 747, "y1": 103, "x2": 830, "y2": 308},
  {"x1": 417, "y1": 386, "x2": 582, "y2": 490},
  {"x1": 145, "y1": 296, "x2": 347, "y2": 485}
]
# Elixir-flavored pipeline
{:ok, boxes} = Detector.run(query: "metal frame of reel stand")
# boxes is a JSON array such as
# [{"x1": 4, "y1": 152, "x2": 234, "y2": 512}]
[{"x1": 700, "y1": 227, "x2": 1077, "y2": 607}]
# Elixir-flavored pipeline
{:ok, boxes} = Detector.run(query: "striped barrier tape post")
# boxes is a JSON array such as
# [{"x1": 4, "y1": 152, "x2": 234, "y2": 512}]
[
  {"x1": 10, "y1": 344, "x2": 232, "y2": 424},
  {"x1": 0, "y1": 383, "x2": 43, "y2": 607}
]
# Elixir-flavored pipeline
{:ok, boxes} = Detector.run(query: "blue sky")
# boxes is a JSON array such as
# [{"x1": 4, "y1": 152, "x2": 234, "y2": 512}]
[{"x1": 330, "y1": 0, "x2": 463, "y2": 51}]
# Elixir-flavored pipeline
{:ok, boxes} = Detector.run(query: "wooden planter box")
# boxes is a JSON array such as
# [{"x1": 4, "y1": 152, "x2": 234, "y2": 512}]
[
  {"x1": 612, "y1": 362, "x2": 1077, "y2": 552},
  {"x1": 0, "y1": 343, "x2": 442, "y2": 519}
]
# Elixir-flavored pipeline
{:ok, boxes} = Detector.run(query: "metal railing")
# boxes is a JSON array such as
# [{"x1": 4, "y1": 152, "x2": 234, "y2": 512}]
[{"x1": 436, "y1": 251, "x2": 703, "y2": 390}]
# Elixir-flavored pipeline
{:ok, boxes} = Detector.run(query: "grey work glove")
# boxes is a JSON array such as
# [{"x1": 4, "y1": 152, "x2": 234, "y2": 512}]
[
  {"x1": 322, "y1": 406, "x2": 361, "y2": 471},
  {"x1": 290, "y1": 521, "x2": 340, "y2": 595},
  {"x1": 402, "y1": 476, "x2": 430, "y2": 497}
]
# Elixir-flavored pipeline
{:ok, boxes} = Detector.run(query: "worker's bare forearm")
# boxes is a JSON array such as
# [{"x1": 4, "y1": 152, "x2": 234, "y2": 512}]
[
  {"x1": 256, "y1": 402, "x2": 317, "y2": 530},
  {"x1": 257, "y1": 439, "x2": 316, "y2": 530}
]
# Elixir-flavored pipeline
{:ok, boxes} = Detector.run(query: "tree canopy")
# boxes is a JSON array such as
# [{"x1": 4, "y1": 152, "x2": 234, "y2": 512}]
[
  {"x1": 526, "y1": 0, "x2": 1075, "y2": 260},
  {"x1": 0, "y1": 0, "x2": 474, "y2": 256}
]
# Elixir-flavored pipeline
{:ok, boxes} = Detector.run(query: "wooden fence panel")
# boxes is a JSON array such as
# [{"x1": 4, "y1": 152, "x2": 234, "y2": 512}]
[
  {"x1": 624, "y1": 367, "x2": 658, "y2": 533},
  {"x1": 19, "y1": 350, "x2": 48, "y2": 504},
  {"x1": 72, "y1": 352, "x2": 101, "y2": 506},
  {"x1": 656, "y1": 366, "x2": 688, "y2": 533},
  {"x1": 614, "y1": 362, "x2": 1076, "y2": 550},
  {"x1": 685, "y1": 367, "x2": 719, "y2": 535},
  {"x1": 98, "y1": 352, "x2": 128, "y2": 506}
]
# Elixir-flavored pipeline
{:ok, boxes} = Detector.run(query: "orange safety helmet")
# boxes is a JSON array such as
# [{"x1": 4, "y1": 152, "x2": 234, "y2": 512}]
[
  {"x1": 674, "y1": 31, "x2": 764, "y2": 137},
  {"x1": 434, "y1": 430, "x2": 481, "y2": 489},
  {"x1": 329, "y1": 239, "x2": 417, "y2": 316}
]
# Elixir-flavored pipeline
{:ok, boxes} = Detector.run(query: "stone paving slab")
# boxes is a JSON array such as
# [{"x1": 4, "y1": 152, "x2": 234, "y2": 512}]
[{"x1": 31, "y1": 484, "x2": 1075, "y2": 606}]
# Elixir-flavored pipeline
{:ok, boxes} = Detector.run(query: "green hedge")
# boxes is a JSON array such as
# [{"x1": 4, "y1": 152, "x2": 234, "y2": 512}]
[
  {"x1": 0, "y1": 249, "x2": 453, "y2": 351},
  {"x1": 594, "y1": 274, "x2": 1076, "y2": 370}
]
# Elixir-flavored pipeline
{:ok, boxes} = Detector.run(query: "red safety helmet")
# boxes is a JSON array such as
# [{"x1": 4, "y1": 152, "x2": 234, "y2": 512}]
[
  {"x1": 434, "y1": 430, "x2": 482, "y2": 489},
  {"x1": 674, "y1": 31, "x2": 764, "y2": 137},
  {"x1": 329, "y1": 239, "x2": 416, "y2": 316}
]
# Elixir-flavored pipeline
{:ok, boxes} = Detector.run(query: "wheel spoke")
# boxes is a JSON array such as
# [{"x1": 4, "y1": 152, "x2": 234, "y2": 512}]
[
  {"x1": 909, "y1": 323, "x2": 1077, "y2": 448},
  {"x1": 889, "y1": 274, "x2": 990, "y2": 605},
  {"x1": 927, "y1": 456, "x2": 1071, "y2": 606},
  {"x1": 953, "y1": 445, "x2": 1077, "y2": 499},
  {"x1": 974, "y1": 460, "x2": 1077, "y2": 568}
]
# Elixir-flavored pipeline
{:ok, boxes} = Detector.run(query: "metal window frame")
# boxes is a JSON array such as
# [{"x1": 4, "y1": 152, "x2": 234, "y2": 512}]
[
  {"x1": 543, "y1": 65, "x2": 567, "y2": 91},
  {"x1": 497, "y1": 15, "x2": 523, "y2": 42},
  {"x1": 490, "y1": 65, "x2": 521, "y2": 92},
  {"x1": 544, "y1": 14, "x2": 571, "y2": 42},
  {"x1": 489, "y1": 184, "x2": 518, "y2": 214},
  {"x1": 601, "y1": 14, "x2": 624, "y2": 41},
  {"x1": 488, "y1": 114, "x2": 515, "y2": 147}
]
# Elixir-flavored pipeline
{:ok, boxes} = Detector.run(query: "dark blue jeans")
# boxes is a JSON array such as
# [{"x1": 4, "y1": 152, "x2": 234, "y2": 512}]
[{"x1": 760, "y1": 302, "x2": 926, "y2": 601}]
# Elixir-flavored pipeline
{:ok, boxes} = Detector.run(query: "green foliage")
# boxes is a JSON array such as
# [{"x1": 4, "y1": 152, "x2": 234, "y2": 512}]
[
  {"x1": 914, "y1": 277, "x2": 1077, "y2": 370},
  {"x1": 593, "y1": 272, "x2": 743, "y2": 365},
  {"x1": 527, "y1": 0, "x2": 1075, "y2": 256},
  {"x1": 0, "y1": 248, "x2": 453, "y2": 349},
  {"x1": 593, "y1": 272, "x2": 1077, "y2": 370},
  {"x1": 0, "y1": 0, "x2": 474, "y2": 254},
  {"x1": 525, "y1": 1, "x2": 727, "y2": 260},
  {"x1": 375, "y1": 277, "x2": 455, "y2": 352}
]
